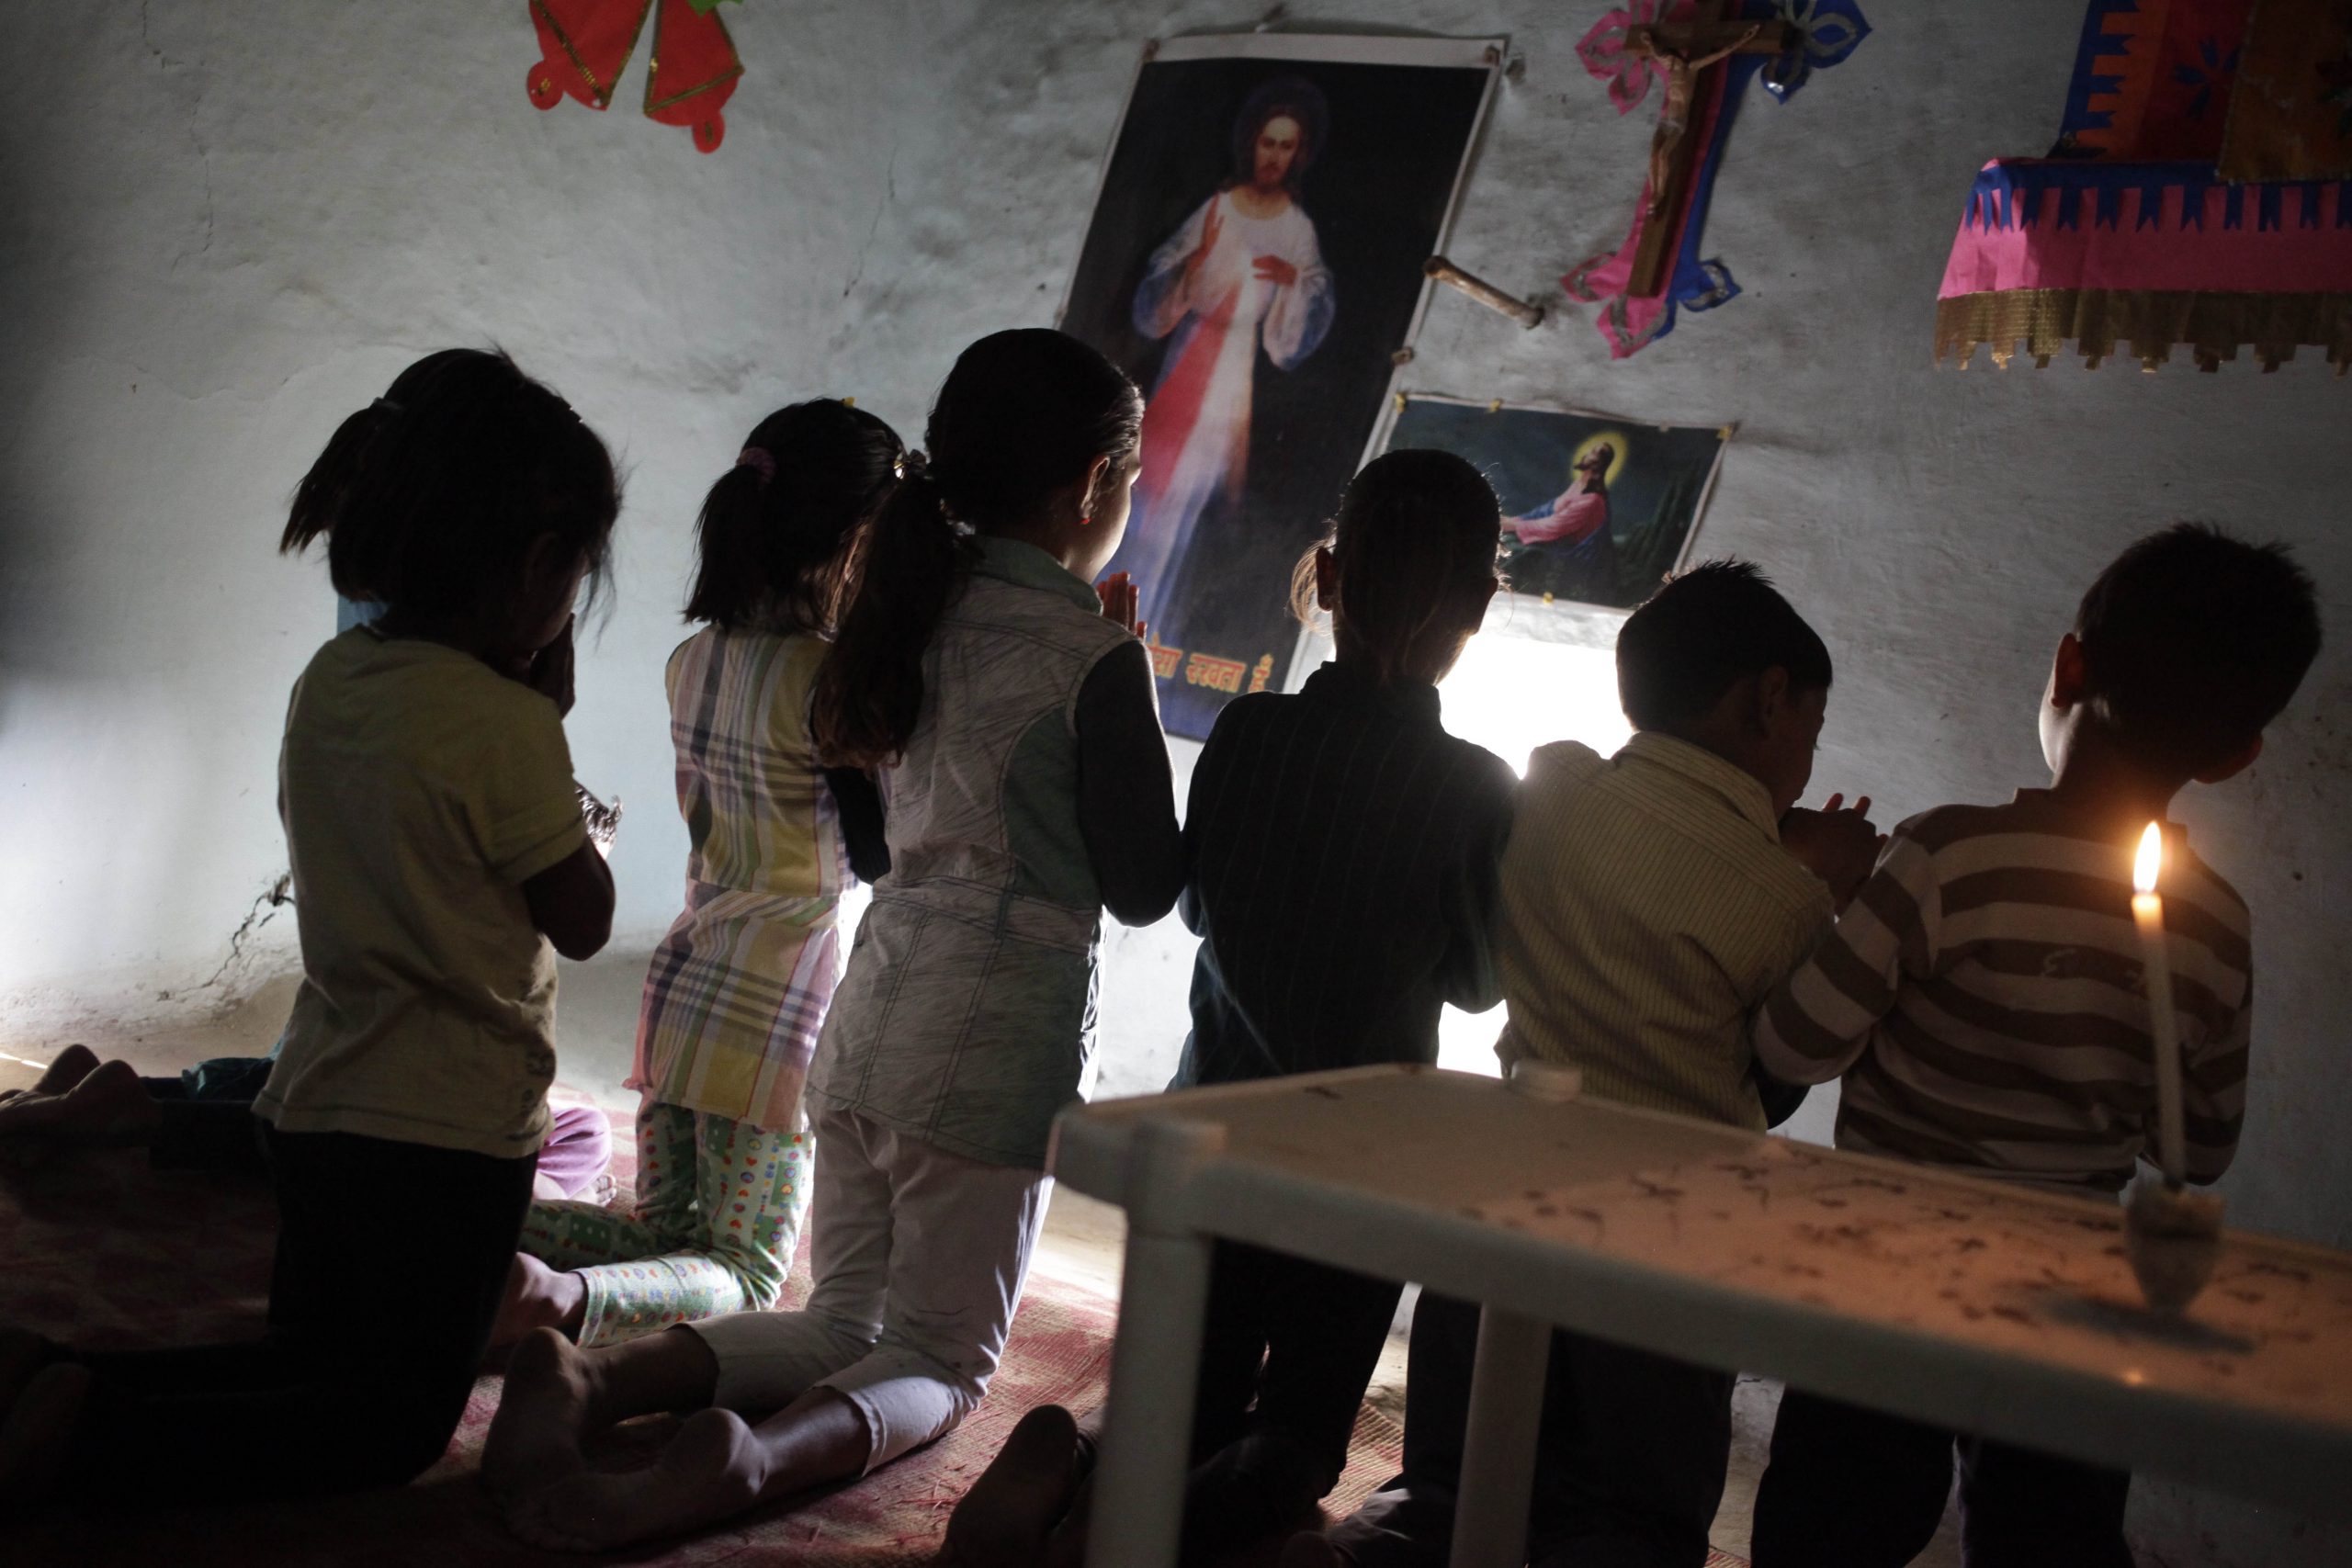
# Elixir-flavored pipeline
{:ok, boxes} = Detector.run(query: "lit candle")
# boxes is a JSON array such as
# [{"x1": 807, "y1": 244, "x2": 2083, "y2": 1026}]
[{"x1": 2132, "y1": 822, "x2": 2186, "y2": 1189}]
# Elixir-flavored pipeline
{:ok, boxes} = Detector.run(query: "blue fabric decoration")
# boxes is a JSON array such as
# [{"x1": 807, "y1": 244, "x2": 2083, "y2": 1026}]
[{"x1": 1960, "y1": 159, "x2": 2342, "y2": 233}]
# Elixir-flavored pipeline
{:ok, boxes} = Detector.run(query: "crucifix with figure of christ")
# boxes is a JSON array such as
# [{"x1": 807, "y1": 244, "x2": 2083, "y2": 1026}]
[{"x1": 1622, "y1": 4, "x2": 1795, "y2": 296}]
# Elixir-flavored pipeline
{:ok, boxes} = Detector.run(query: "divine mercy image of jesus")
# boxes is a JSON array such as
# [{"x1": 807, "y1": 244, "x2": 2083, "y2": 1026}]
[
  {"x1": 1108, "y1": 79, "x2": 1337, "y2": 635},
  {"x1": 1059, "y1": 36, "x2": 1500, "y2": 739}
]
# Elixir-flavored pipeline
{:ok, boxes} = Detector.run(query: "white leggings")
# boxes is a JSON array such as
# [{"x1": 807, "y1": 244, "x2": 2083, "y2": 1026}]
[{"x1": 686, "y1": 1106, "x2": 1051, "y2": 1471}]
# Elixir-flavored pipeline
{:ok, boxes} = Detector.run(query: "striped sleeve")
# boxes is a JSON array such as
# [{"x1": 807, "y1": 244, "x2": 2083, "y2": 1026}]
[
  {"x1": 2181, "y1": 969, "x2": 2251, "y2": 1184},
  {"x1": 1753, "y1": 831, "x2": 1941, "y2": 1084}
]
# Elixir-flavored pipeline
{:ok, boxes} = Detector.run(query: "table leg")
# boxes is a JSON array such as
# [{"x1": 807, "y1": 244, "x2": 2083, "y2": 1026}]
[
  {"x1": 1447, "y1": 1306, "x2": 1550, "y2": 1568},
  {"x1": 1085, "y1": 1118, "x2": 1226, "y2": 1568}
]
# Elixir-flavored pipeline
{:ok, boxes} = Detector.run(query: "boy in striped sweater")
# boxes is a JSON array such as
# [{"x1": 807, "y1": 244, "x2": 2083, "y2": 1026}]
[{"x1": 1748, "y1": 525, "x2": 2323, "y2": 1568}]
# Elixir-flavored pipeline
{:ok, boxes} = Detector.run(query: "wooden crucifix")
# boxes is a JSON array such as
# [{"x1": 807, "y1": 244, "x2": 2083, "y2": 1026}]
[{"x1": 1623, "y1": 4, "x2": 1796, "y2": 296}]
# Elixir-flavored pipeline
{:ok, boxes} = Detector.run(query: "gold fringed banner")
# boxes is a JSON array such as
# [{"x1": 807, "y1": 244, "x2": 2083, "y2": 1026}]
[{"x1": 1934, "y1": 288, "x2": 2352, "y2": 375}]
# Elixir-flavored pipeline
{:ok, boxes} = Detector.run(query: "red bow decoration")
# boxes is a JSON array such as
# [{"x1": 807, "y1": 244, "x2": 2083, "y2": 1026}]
[{"x1": 526, "y1": 0, "x2": 742, "y2": 153}]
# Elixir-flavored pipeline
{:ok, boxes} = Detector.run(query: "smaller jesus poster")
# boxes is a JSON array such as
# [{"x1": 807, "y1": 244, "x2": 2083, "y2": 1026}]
[{"x1": 1383, "y1": 397, "x2": 1731, "y2": 614}]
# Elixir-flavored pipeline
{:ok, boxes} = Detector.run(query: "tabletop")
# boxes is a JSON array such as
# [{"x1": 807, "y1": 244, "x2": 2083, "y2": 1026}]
[{"x1": 1049, "y1": 1065, "x2": 2352, "y2": 1517}]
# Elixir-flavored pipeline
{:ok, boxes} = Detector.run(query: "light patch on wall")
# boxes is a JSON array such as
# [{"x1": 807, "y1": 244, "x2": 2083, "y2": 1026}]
[{"x1": 1433, "y1": 632, "x2": 1630, "y2": 1076}]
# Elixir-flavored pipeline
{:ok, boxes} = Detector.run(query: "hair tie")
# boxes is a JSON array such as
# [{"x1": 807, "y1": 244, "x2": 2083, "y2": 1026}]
[
  {"x1": 371, "y1": 396, "x2": 403, "y2": 415},
  {"x1": 893, "y1": 448, "x2": 930, "y2": 482},
  {"x1": 736, "y1": 446, "x2": 775, "y2": 488}
]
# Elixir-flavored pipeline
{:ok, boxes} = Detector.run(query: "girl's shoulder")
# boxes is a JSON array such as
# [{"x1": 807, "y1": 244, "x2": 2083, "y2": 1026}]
[
  {"x1": 299, "y1": 627, "x2": 544, "y2": 722},
  {"x1": 670, "y1": 623, "x2": 828, "y2": 675}
]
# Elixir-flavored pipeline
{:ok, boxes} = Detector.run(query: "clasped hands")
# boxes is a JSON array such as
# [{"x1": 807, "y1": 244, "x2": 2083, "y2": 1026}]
[{"x1": 1781, "y1": 793, "x2": 1885, "y2": 909}]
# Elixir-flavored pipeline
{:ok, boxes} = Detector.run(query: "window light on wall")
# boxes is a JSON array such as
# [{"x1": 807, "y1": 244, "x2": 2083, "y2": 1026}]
[{"x1": 1433, "y1": 626, "x2": 1631, "y2": 1077}]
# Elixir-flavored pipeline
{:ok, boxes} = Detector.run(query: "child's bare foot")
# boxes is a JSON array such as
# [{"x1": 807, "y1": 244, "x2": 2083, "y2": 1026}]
[
  {"x1": 0, "y1": 1362, "x2": 90, "y2": 1515},
  {"x1": 0, "y1": 1047, "x2": 90, "y2": 1141},
  {"x1": 482, "y1": 1327, "x2": 599, "y2": 1502},
  {"x1": 30, "y1": 1045, "x2": 97, "y2": 1096},
  {"x1": 505, "y1": 1405, "x2": 766, "y2": 1552},
  {"x1": 941, "y1": 1404, "x2": 1083, "y2": 1567},
  {"x1": 0, "y1": 1060, "x2": 157, "y2": 1145},
  {"x1": 1276, "y1": 1531, "x2": 1351, "y2": 1568},
  {"x1": 492, "y1": 1254, "x2": 588, "y2": 1347}
]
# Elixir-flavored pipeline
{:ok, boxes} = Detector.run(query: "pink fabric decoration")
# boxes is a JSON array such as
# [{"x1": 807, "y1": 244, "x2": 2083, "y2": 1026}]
[
  {"x1": 1938, "y1": 166, "x2": 2352, "y2": 300},
  {"x1": 1565, "y1": 51, "x2": 1735, "y2": 358},
  {"x1": 1577, "y1": 0, "x2": 1687, "y2": 115}
]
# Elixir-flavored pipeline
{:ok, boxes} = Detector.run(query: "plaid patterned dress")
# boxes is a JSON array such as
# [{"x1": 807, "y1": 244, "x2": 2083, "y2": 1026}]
[{"x1": 629, "y1": 627, "x2": 849, "y2": 1133}]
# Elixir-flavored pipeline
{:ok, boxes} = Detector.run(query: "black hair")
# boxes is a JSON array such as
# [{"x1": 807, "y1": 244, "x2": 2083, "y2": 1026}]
[
  {"x1": 2074, "y1": 523, "x2": 2322, "y2": 775},
  {"x1": 684, "y1": 399, "x2": 904, "y2": 633},
  {"x1": 1227, "y1": 75, "x2": 1329, "y2": 192},
  {"x1": 281, "y1": 348, "x2": 619, "y2": 627},
  {"x1": 1290, "y1": 449, "x2": 1503, "y2": 686},
  {"x1": 812, "y1": 329, "x2": 1144, "y2": 768},
  {"x1": 1616, "y1": 560, "x2": 1832, "y2": 730}
]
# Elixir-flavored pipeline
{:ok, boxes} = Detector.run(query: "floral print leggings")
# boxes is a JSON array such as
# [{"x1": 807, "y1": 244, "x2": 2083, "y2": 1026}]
[{"x1": 518, "y1": 1097, "x2": 809, "y2": 1348}]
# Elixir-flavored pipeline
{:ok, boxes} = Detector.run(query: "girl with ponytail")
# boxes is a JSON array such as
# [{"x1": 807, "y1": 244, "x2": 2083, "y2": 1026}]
[
  {"x1": 487, "y1": 330, "x2": 1183, "y2": 1551},
  {"x1": 6, "y1": 348, "x2": 621, "y2": 1510},
  {"x1": 498, "y1": 400, "x2": 901, "y2": 1353}
]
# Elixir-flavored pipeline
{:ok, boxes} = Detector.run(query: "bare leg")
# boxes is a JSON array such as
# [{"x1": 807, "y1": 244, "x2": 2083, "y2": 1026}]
[
  {"x1": 482, "y1": 1324, "x2": 717, "y2": 1503},
  {"x1": 505, "y1": 1385, "x2": 872, "y2": 1553},
  {"x1": 492, "y1": 1254, "x2": 588, "y2": 1348},
  {"x1": 941, "y1": 1404, "x2": 1084, "y2": 1568}
]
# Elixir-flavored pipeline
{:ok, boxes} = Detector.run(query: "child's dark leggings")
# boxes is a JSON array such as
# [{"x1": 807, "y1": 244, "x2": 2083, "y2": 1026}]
[
  {"x1": 1750, "y1": 1389, "x2": 2132, "y2": 1568},
  {"x1": 68, "y1": 1125, "x2": 536, "y2": 1501},
  {"x1": 1182, "y1": 1241, "x2": 1404, "y2": 1559}
]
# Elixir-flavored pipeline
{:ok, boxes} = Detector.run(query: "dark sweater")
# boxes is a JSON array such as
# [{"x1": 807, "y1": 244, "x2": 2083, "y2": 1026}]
[{"x1": 1172, "y1": 661, "x2": 1516, "y2": 1088}]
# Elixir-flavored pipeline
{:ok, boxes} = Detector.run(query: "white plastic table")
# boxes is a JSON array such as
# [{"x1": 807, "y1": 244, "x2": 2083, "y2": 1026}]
[{"x1": 1046, "y1": 1065, "x2": 2352, "y2": 1568}]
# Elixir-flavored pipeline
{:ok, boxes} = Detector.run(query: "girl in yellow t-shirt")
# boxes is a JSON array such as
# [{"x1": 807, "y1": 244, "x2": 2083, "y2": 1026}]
[{"x1": 0, "y1": 348, "x2": 619, "y2": 1509}]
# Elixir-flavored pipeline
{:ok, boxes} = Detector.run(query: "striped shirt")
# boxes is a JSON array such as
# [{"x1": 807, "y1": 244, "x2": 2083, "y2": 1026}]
[
  {"x1": 1172, "y1": 662, "x2": 1517, "y2": 1088},
  {"x1": 1495, "y1": 732, "x2": 1836, "y2": 1130},
  {"x1": 1753, "y1": 793, "x2": 2254, "y2": 1191},
  {"x1": 630, "y1": 626, "x2": 849, "y2": 1132}
]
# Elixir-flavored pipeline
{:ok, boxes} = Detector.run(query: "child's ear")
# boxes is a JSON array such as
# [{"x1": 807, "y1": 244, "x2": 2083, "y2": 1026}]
[
  {"x1": 1470, "y1": 574, "x2": 1499, "y2": 621},
  {"x1": 1313, "y1": 546, "x2": 1339, "y2": 612},
  {"x1": 2194, "y1": 734, "x2": 2264, "y2": 784},
  {"x1": 1080, "y1": 454, "x2": 1114, "y2": 519},
  {"x1": 2049, "y1": 632, "x2": 2088, "y2": 711},
  {"x1": 520, "y1": 531, "x2": 563, "y2": 593},
  {"x1": 1752, "y1": 664, "x2": 1792, "y2": 734}
]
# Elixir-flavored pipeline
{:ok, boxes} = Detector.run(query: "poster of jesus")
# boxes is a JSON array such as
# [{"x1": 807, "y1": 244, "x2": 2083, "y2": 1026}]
[
  {"x1": 1117, "y1": 78, "x2": 1337, "y2": 630},
  {"x1": 1061, "y1": 34, "x2": 1499, "y2": 739},
  {"x1": 1384, "y1": 395, "x2": 1732, "y2": 614}
]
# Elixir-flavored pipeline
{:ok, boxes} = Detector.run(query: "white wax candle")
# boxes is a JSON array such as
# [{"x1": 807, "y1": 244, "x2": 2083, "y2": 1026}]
[{"x1": 2132, "y1": 823, "x2": 2187, "y2": 1188}]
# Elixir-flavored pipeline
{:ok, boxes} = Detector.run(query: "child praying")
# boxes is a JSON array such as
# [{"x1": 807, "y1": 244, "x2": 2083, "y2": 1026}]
[
  {"x1": 1747, "y1": 525, "x2": 2323, "y2": 1568},
  {"x1": 1295, "y1": 560, "x2": 1881, "y2": 1568},
  {"x1": 944, "y1": 449, "x2": 1519, "y2": 1568}
]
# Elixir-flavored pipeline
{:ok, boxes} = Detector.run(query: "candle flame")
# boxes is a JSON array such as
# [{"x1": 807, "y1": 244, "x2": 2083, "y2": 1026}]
[{"x1": 2133, "y1": 822, "x2": 2164, "y2": 895}]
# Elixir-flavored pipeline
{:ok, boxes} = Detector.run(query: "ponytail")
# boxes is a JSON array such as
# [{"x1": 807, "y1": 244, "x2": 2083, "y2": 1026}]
[
  {"x1": 812, "y1": 329, "x2": 1142, "y2": 768},
  {"x1": 684, "y1": 399, "x2": 901, "y2": 634},
  {"x1": 811, "y1": 468, "x2": 976, "y2": 767},
  {"x1": 281, "y1": 398, "x2": 401, "y2": 591},
  {"x1": 1290, "y1": 449, "x2": 1502, "y2": 686},
  {"x1": 279, "y1": 347, "x2": 620, "y2": 623}
]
